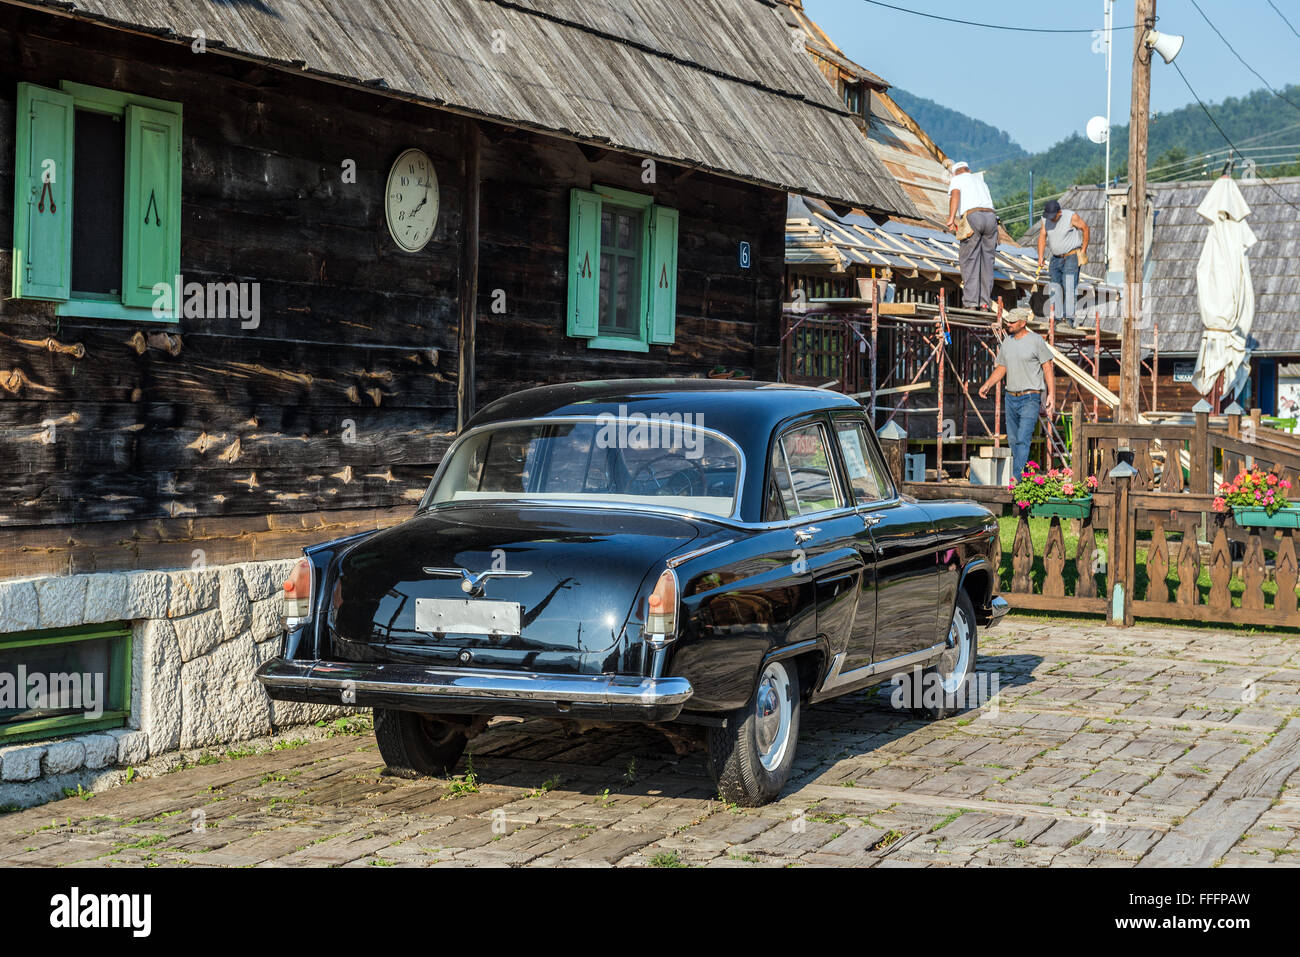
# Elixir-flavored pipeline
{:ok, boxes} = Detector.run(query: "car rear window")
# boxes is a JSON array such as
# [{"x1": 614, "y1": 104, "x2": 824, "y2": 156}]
[{"x1": 425, "y1": 419, "x2": 743, "y2": 519}]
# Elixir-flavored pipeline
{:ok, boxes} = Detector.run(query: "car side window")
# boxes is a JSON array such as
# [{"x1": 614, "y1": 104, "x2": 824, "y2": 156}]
[
  {"x1": 835, "y1": 420, "x2": 893, "y2": 504},
  {"x1": 774, "y1": 423, "x2": 843, "y2": 516},
  {"x1": 766, "y1": 444, "x2": 799, "y2": 520}
]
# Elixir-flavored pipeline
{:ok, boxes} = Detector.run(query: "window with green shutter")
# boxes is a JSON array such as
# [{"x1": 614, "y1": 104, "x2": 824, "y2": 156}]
[
  {"x1": 10, "y1": 81, "x2": 181, "y2": 321},
  {"x1": 566, "y1": 185, "x2": 678, "y2": 351}
]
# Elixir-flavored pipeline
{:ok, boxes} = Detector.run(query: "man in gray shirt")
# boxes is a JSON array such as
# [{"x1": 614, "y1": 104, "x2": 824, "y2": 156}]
[
  {"x1": 978, "y1": 310, "x2": 1056, "y2": 480},
  {"x1": 1036, "y1": 199, "x2": 1090, "y2": 325}
]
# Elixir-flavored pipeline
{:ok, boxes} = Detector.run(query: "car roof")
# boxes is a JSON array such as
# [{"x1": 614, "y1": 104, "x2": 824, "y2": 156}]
[
  {"x1": 465, "y1": 380, "x2": 865, "y2": 524},
  {"x1": 469, "y1": 378, "x2": 859, "y2": 433}
]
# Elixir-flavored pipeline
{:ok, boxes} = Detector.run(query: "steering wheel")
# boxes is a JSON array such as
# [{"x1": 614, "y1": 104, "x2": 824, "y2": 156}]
[{"x1": 627, "y1": 455, "x2": 707, "y2": 497}]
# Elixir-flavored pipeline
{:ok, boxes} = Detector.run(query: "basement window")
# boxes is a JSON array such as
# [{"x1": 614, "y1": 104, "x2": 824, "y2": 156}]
[{"x1": 0, "y1": 623, "x2": 132, "y2": 744}]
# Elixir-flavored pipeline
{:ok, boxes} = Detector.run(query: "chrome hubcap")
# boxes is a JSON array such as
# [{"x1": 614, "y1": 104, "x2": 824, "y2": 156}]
[
  {"x1": 754, "y1": 662, "x2": 792, "y2": 772},
  {"x1": 938, "y1": 606, "x2": 972, "y2": 695}
]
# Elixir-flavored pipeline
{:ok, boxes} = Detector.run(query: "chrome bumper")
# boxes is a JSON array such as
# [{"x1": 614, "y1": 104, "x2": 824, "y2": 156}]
[
  {"x1": 987, "y1": 595, "x2": 1010, "y2": 628},
  {"x1": 255, "y1": 658, "x2": 694, "y2": 722}
]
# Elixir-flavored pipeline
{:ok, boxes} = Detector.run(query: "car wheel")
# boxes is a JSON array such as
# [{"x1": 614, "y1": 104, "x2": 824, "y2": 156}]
[
  {"x1": 917, "y1": 590, "x2": 979, "y2": 720},
  {"x1": 707, "y1": 659, "x2": 800, "y2": 807},
  {"x1": 374, "y1": 709, "x2": 471, "y2": 778}
]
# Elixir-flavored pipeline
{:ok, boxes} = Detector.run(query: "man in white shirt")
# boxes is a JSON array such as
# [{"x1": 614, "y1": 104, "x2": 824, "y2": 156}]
[{"x1": 945, "y1": 160, "x2": 998, "y2": 309}]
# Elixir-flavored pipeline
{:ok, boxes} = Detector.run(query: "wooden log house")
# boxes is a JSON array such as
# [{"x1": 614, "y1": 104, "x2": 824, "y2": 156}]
[{"x1": 0, "y1": 0, "x2": 914, "y2": 793}]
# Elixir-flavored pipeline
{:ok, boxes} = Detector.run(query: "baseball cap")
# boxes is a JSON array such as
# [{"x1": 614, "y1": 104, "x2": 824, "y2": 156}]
[{"x1": 1043, "y1": 200, "x2": 1062, "y2": 219}]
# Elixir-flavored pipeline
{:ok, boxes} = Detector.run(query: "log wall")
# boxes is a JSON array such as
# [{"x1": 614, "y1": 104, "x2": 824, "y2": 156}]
[{"x1": 0, "y1": 11, "x2": 784, "y2": 577}]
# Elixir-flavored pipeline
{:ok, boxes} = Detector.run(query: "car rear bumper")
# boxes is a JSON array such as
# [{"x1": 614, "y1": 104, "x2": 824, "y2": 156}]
[
  {"x1": 255, "y1": 658, "x2": 694, "y2": 722},
  {"x1": 986, "y1": 595, "x2": 1010, "y2": 628}
]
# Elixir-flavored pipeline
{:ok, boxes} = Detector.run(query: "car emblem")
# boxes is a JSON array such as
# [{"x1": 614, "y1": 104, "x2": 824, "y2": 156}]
[{"x1": 422, "y1": 566, "x2": 532, "y2": 596}]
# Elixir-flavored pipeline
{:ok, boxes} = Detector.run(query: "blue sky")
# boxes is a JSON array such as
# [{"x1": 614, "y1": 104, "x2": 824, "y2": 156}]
[{"x1": 804, "y1": 0, "x2": 1300, "y2": 155}]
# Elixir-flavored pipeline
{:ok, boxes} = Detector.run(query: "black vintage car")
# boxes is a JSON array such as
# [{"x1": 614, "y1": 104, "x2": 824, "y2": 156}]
[{"x1": 257, "y1": 379, "x2": 1007, "y2": 805}]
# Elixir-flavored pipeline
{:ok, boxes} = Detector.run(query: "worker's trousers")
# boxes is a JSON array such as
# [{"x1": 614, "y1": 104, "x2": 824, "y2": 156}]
[
  {"x1": 1048, "y1": 253, "x2": 1079, "y2": 321},
  {"x1": 1005, "y1": 390, "x2": 1042, "y2": 481},
  {"x1": 958, "y1": 210, "x2": 998, "y2": 308}
]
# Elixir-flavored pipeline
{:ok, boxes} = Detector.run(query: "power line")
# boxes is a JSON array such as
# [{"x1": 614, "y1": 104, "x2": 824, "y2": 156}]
[
  {"x1": 1171, "y1": 60, "x2": 1300, "y2": 213},
  {"x1": 856, "y1": 0, "x2": 1138, "y2": 34},
  {"x1": 1187, "y1": 0, "x2": 1300, "y2": 116},
  {"x1": 1267, "y1": 0, "x2": 1300, "y2": 39}
]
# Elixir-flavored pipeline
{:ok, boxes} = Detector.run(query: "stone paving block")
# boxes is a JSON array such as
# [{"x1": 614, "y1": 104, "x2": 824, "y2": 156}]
[{"x1": 540, "y1": 827, "x2": 662, "y2": 864}]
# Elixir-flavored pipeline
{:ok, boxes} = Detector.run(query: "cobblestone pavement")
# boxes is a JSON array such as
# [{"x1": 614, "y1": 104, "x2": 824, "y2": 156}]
[{"x1": 2, "y1": 616, "x2": 1298, "y2": 868}]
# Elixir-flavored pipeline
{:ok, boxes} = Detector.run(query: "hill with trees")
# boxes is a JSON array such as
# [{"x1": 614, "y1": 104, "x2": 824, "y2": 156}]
[
  {"x1": 888, "y1": 87, "x2": 1027, "y2": 170},
  {"x1": 986, "y1": 84, "x2": 1300, "y2": 238}
]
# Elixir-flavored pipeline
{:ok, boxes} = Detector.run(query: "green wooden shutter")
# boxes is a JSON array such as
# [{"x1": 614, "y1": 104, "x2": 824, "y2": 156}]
[
  {"x1": 646, "y1": 205, "x2": 679, "y2": 344},
  {"x1": 566, "y1": 189, "x2": 601, "y2": 338},
  {"x1": 122, "y1": 105, "x2": 181, "y2": 308},
  {"x1": 12, "y1": 83, "x2": 74, "y2": 301}
]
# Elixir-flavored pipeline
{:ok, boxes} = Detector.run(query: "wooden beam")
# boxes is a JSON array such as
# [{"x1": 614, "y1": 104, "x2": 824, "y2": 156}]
[
  {"x1": 457, "y1": 118, "x2": 481, "y2": 433},
  {"x1": 849, "y1": 380, "x2": 930, "y2": 398}
]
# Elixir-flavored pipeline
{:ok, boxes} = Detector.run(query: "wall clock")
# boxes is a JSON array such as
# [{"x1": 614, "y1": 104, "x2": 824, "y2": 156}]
[{"x1": 385, "y1": 148, "x2": 438, "y2": 252}]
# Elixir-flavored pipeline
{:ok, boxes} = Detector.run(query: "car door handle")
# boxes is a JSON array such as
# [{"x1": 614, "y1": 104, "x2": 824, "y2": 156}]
[
  {"x1": 862, "y1": 513, "x2": 883, "y2": 528},
  {"x1": 794, "y1": 526, "x2": 820, "y2": 543}
]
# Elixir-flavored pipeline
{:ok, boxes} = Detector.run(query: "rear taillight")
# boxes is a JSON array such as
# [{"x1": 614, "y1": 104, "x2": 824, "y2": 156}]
[
  {"x1": 282, "y1": 558, "x2": 313, "y2": 627},
  {"x1": 646, "y1": 568, "x2": 678, "y2": 638}
]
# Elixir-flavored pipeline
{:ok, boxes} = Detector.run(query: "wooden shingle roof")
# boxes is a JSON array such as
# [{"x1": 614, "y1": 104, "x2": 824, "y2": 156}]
[
  {"x1": 1043, "y1": 179, "x2": 1300, "y2": 356},
  {"x1": 15, "y1": 0, "x2": 918, "y2": 216}
]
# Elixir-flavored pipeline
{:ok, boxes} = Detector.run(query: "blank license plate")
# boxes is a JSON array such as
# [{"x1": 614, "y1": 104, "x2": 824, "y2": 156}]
[{"x1": 415, "y1": 598, "x2": 521, "y2": 636}]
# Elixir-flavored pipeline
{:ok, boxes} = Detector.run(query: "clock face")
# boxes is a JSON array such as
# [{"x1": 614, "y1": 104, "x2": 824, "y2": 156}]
[{"x1": 385, "y1": 148, "x2": 439, "y2": 252}]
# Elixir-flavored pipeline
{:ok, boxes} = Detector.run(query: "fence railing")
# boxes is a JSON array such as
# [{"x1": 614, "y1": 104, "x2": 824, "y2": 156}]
[
  {"x1": 900, "y1": 438, "x2": 1300, "y2": 631},
  {"x1": 1070, "y1": 403, "x2": 1300, "y2": 496}
]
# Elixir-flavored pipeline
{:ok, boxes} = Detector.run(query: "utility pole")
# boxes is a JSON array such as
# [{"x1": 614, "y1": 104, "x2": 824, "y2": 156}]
[{"x1": 1120, "y1": 0, "x2": 1154, "y2": 423}]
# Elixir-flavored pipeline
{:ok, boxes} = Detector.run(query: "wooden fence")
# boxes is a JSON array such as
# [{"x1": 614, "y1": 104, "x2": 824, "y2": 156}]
[{"x1": 898, "y1": 402, "x2": 1300, "y2": 629}]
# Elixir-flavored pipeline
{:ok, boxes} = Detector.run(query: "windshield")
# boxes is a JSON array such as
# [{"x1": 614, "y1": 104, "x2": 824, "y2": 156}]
[{"x1": 424, "y1": 419, "x2": 743, "y2": 519}]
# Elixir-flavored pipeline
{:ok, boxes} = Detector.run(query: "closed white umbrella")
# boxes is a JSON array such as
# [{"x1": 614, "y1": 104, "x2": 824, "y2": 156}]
[{"x1": 1191, "y1": 176, "x2": 1256, "y2": 399}]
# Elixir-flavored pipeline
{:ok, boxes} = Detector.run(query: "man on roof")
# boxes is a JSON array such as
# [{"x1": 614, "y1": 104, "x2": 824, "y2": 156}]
[
  {"x1": 946, "y1": 160, "x2": 998, "y2": 310},
  {"x1": 1036, "y1": 200, "x2": 1090, "y2": 327}
]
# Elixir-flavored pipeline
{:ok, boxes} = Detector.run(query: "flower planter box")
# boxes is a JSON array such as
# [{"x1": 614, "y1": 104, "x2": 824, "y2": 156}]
[
  {"x1": 1232, "y1": 506, "x2": 1300, "y2": 529},
  {"x1": 1030, "y1": 495, "x2": 1093, "y2": 519}
]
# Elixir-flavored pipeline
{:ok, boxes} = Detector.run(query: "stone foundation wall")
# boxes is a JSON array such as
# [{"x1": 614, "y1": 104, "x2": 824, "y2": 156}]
[{"x1": 0, "y1": 559, "x2": 352, "y2": 808}]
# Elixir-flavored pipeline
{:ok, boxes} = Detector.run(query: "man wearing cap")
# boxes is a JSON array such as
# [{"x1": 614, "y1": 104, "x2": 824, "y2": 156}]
[
  {"x1": 978, "y1": 308, "x2": 1055, "y2": 480},
  {"x1": 946, "y1": 160, "x2": 998, "y2": 309},
  {"x1": 1036, "y1": 200, "x2": 1090, "y2": 325}
]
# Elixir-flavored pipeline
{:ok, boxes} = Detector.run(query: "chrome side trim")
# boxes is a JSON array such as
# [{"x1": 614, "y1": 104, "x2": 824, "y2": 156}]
[
  {"x1": 256, "y1": 659, "x2": 693, "y2": 706},
  {"x1": 666, "y1": 538, "x2": 735, "y2": 568},
  {"x1": 818, "y1": 642, "x2": 946, "y2": 695}
]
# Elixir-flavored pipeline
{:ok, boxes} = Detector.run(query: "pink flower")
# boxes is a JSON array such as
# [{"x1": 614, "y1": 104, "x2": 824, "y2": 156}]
[
  {"x1": 1034, "y1": 476, "x2": 1045, "y2": 485},
  {"x1": 1016, "y1": 500, "x2": 1030, "y2": 509},
  {"x1": 1213, "y1": 497, "x2": 1226, "y2": 511},
  {"x1": 1062, "y1": 482, "x2": 1075, "y2": 496}
]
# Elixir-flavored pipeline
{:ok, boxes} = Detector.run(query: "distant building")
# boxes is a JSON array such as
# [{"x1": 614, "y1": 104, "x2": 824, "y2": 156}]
[{"x1": 1049, "y1": 179, "x2": 1300, "y2": 416}]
